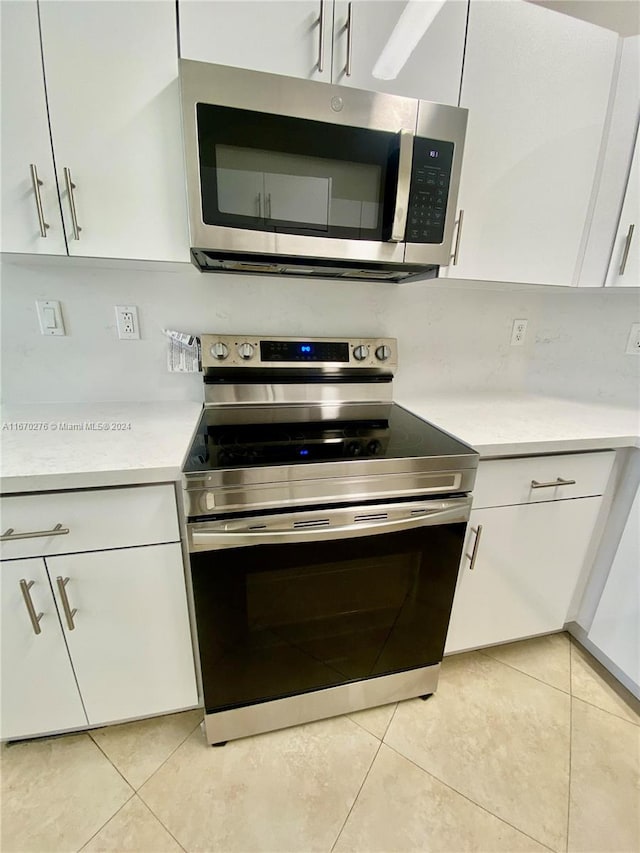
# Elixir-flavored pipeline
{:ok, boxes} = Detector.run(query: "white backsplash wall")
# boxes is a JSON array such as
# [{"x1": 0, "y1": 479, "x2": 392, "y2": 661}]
[
  {"x1": 0, "y1": 255, "x2": 396, "y2": 403},
  {"x1": 1, "y1": 254, "x2": 638, "y2": 406},
  {"x1": 391, "y1": 280, "x2": 640, "y2": 406}
]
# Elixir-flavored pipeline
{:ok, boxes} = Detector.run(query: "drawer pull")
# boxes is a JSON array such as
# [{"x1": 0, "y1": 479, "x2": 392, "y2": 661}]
[
  {"x1": 465, "y1": 524, "x2": 483, "y2": 571},
  {"x1": 19, "y1": 579, "x2": 43, "y2": 635},
  {"x1": 56, "y1": 576, "x2": 77, "y2": 631},
  {"x1": 530, "y1": 478, "x2": 576, "y2": 489},
  {"x1": 1, "y1": 523, "x2": 70, "y2": 542}
]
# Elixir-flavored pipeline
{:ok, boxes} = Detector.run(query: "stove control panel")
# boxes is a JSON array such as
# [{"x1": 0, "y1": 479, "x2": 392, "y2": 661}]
[{"x1": 201, "y1": 335, "x2": 397, "y2": 371}]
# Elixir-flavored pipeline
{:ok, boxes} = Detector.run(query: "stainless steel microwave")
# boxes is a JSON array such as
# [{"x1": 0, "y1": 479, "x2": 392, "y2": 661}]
[{"x1": 180, "y1": 60, "x2": 467, "y2": 282}]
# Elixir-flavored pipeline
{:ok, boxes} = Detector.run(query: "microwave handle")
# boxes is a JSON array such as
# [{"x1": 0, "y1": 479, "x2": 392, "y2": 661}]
[{"x1": 390, "y1": 130, "x2": 414, "y2": 242}]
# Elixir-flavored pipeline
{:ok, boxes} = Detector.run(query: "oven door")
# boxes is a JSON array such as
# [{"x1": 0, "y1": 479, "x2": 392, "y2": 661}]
[{"x1": 188, "y1": 497, "x2": 470, "y2": 715}]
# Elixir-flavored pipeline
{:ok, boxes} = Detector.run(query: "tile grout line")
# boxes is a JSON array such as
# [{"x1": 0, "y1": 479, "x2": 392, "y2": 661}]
[
  {"x1": 135, "y1": 715, "x2": 203, "y2": 795},
  {"x1": 85, "y1": 714, "x2": 203, "y2": 851},
  {"x1": 381, "y1": 739, "x2": 558, "y2": 853},
  {"x1": 328, "y1": 704, "x2": 400, "y2": 853},
  {"x1": 76, "y1": 790, "x2": 137, "y2": 853},
  {"x1": 86, "y1": 733, "x2": 136, "y2": 792},
  {"x1": 566, "y1": 635, "x2": 640, "y2": 727},
  {"x1": 135, "y1": 716, "x2": 206, "y2": 847},
  {"x1": 566, "y1": 641, "x2": 573, "y2": 853},
  {"x1": 345, "y1": 705, "x2": 397, "y2": 741},
  {"x1": 570, "y1": 692, "x2": 640, "y2": 726},
  {"x1": 477, "y1": 648, "x2": 571, "y2": 697}
]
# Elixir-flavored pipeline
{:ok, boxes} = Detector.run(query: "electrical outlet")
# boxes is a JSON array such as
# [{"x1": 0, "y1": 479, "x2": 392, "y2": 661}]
[
  {"x1": 115, "y1": 305, "x2": 140, "y2": 340},
  {"x1": 625, "y1": 323, "x2": 640, "y2": 355},
  {"x1": 510, "y1": 319, "x2": 528, "y2": 346}
]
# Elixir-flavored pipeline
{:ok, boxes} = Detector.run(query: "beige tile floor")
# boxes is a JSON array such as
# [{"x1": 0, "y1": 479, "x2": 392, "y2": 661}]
[{"x1": 2, "y1": 634, "x2": 639, "y2": 853}]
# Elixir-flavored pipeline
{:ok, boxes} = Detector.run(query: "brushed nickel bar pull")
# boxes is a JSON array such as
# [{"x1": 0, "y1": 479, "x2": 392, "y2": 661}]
[
  {"x1": 317, "y1": 0, "x2": 326, "y2": 72},
  {"x1": 1, "y1": 523, "x2": 69, "y2": 542},
  {"x1": 531, "y1": 478, "x2": 576, "y2": 489},
  {"x1": 257, "y1": 192, "x2": 262, "y2": 218},
  {"x1": 465, "y1": 524, "x2": 483, "y2": 571},
  {"x1": 29, "y1": 164, "x2": 49, "y2": 237},
  {"x1": 266, "y1": 193, "x2": 272, "y2": 219},
  {"x1": 56, "y1": 576, "x2": 77, "y2": 631},
  {"x1": 619, "y1": 224, "x2": 634, "y2": 275},
  {"x1": 63, "y1": 167, "x2": 81, "y2": 240},
  {"x1": 19, "y1": 579, "x2": 43, "y2": 635},
  {"x1": 452, "y1": 209, "x2": 464, "y2": 265},
  {"x1": 345, "y1": 2, "x2": 353, "y2": 77}
]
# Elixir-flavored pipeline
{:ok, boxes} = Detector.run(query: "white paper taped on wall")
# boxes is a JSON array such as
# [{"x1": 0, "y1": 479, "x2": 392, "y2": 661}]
[{"x1": 163, "y1": 329, "x2": 201, "y2": 373}]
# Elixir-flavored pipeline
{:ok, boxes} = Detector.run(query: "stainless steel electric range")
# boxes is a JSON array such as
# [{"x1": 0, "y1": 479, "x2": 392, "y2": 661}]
[{"x1": 182, "y1": 335, "x2": 478, "y2": 745}]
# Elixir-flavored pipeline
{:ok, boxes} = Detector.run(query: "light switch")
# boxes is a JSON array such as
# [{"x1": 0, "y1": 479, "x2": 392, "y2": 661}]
[{"x1": 36, "y1": 300, "x2": 65, "y2": 336}]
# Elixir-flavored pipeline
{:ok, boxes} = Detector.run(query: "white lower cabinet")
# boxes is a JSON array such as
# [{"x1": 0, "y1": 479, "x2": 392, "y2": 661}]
[
  {"x1": 446, "y1": 451, "x2": 614, "y2": 654},
  {"x1": 1, "y1": 558, "x2": 87, "y2": 740},
  {"x1": 445, "y1": 497, "x2": 604, "y2": 653},
  {"x1": 0, "y1": 485, "x2": 198, "y2": 741},
  {"x1": 48, "y1": 544, "x2": 197, "y2": 726}
]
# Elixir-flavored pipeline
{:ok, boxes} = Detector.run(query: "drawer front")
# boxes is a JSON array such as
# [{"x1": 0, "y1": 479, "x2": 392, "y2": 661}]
[
  {"x1": 472, "y1": 451, "x2": 616, "y2": 509},
  {"x1": 0, "y1": 485, "x2": 179, "y2": 560}
]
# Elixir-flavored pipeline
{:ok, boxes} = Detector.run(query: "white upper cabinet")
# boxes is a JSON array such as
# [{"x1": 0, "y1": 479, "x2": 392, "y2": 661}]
[
  {"x1": 441, "y1": 0, "x2": 619, "y2": 286},
  {"x1": 38, "y1": 0, "x2": 189, "y2": 262},
  {"x1": 0, "y1": 1, "x2": 67, "y2": 256},
  {"x1": 331, "y1": 0, "x2": 468, "y2": 105},
  {"x1": 606, "y1": 140, "x2": 639, "y2": 286},
  {"x1": 179, "y1": 1, "x2": 467, "y2": 106},
  {"x1": 179, "y1": 1, "x2": 334, "y2": 82}
]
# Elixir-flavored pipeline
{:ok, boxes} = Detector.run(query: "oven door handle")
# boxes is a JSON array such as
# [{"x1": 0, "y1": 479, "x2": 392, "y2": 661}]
[
  {"x1": 189, "y1": 502, "x2": 470, "y2": 551},
  {"x1": 390, "y1": 129, "x2": 414, "y2": 243}
]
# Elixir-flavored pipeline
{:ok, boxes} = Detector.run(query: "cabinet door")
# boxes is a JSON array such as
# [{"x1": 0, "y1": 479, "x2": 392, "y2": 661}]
[
  {"x1": 442, "y1": 0, "x2": 618, "y2": 286},
  {"x1": 0, "y1": 558, "x2": 87, "y2": 740},
  {"x1": 0, "y1": 0, "x2": 67, "y2": 256},
  {"x1": 445, "y1": 497, "x2": 604, "y2": 654},
  {"x1": 587, "y1": 487, "x2": 639, "y2": 690},
  {"x1": 606, "y1": 141, "x2": 639, "y2": 287},
  {"x1": 48, "y1": 544, "x2": 198, "y2": 726},
  {"x1": 179, "y1": 1, "x2": 333, "y2": 82},
  {"x1": 332, "y1": 0, "x2": 467, "y2": 105},
  {"x1": 38, "y1": 0, "x2": 189, "y2": 262}
]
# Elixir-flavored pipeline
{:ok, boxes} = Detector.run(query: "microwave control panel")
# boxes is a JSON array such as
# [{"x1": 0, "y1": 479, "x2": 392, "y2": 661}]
[{"x1": 406, "y1": 138, "x2": 455, "y2": 244}]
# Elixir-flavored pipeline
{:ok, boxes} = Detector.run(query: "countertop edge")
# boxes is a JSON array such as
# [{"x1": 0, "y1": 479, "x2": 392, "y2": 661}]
[{"x1": 0, "y1": 465, "x2": 184, "y2": 495}]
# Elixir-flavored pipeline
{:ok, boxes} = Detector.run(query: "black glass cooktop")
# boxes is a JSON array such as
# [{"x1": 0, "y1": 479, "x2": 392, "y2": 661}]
[{"x1": 183, "y1": 403, "x2": 476, "y2": 473}]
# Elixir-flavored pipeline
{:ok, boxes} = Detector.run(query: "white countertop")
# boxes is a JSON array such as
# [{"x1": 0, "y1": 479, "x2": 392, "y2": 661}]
[
  {"x1": 1, "y1": 394, "x2": 638, "y2": 494},
  {"x1": 397, "y1": 392, "x2": 640, "y2": 457},
  {"x1": 0, "y1": 401, "x2": 203, "y2": 493}
]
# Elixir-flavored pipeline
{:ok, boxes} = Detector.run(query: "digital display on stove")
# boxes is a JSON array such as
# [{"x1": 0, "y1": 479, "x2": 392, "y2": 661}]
[{"x1": 261, "y1": 340, "x2": 350, "y2": 362}]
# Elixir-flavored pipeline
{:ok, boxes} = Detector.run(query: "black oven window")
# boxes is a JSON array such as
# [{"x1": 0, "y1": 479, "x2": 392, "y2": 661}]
[
  {"x1": 190, "y1": 523, "x2": 465, "y2": 713},
  {"x1": 196, "y1": 104, "x2": 400, "y2": 241}
]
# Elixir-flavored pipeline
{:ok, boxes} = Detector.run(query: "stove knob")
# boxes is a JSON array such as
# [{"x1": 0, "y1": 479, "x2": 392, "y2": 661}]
[
  {"x1": 210, "y1": 342, "x2": 229, "y2": 360},
  {"x1": 346, "y1": 441, "x2": 363, "y2": 456},
  {"x1": 366, "y1": 440, "x2": 382, "y2": 456},
  {"x1": 375, "y1": 345, "x2": 392, "y2": 362},
  {"x1": 353, "y1": 344, "x2": 369, "y2": 361},
  {"x1": 237, "y1": 342, "x2": 255, "y2": 360}
]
